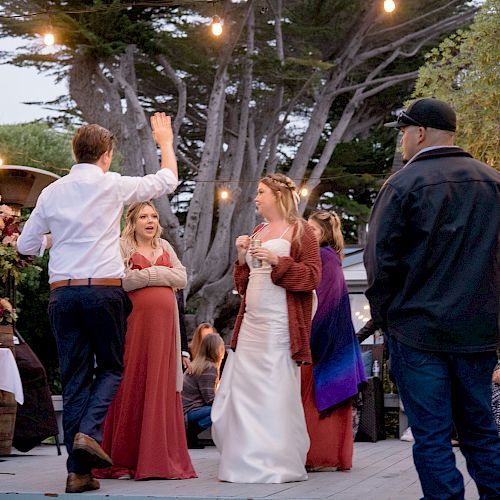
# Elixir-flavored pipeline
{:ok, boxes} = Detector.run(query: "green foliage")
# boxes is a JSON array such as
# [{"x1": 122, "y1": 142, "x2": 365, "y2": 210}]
[
  {"x1": 0, "y1": 122, "x2": 73, "y2": 175},
  {"x1": 16, "y1": 253, "x2": 61, "y2": 394},
  {"x1": 0, "y1": 205, "x2": 42, "y2": 284},
  {"x1": 414, "y1": 0, "x2": 500, "y2": 168},
  {"x1": 1, "y1": 1, "x2": 163, "y2": 62},
  {"x1": 0, "y1": 121, "x2": 122, "y2": 173},
  {"x1": 308, "y1": 128, "x2": 395, "y2": 242},
  {"x1": 0, "y1": 245, "x2": 35, "y2": 284}
]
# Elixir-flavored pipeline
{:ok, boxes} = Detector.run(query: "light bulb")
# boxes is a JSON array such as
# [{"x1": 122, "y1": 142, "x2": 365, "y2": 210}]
[
  {"x1": 211, "y1": 15, "x2": 223, "y2": 36},
  {"x1": 355, "y1": 312, "x2": 360, "y2": 316},
  {"x1": 43, "y1": 32, "x2": 55, "y2": 46},
  {"x1": 363, "y1": 305, "x2": 370, "y2": 310},
  {"x1": 0, "y1": 157, "x2": 4, "y2": 166},
  {"x1": 384, "y1": 0, "x2": 396, "y2": 13},
  {"x1": 359, "y1": 315, "x2": 364, "y2": 320},
  {"x1": 300, "y1": 187, "x2": 309, "y2": 197},
  {"x1": 363, "y1": 317, "x2": 369, "y2": 323},
  {"x1": 219, "y1": 189, "x2": 229, "y2": 200}
]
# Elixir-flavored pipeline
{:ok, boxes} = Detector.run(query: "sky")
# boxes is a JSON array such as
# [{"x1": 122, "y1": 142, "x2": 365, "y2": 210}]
[{"x1": 0, "y1": 36, "x2": 67, "y2": 125}]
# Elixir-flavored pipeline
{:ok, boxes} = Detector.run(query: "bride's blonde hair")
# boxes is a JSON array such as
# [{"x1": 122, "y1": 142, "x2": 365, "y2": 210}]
[
  {"x1": 121, "y1": 201, "x2": 162, "y2": 268},
  {"x1": 259, "y1": 173, "x2": 304, "y2": 247}
]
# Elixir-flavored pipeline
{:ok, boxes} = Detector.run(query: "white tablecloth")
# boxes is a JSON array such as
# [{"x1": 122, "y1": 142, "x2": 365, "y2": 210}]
[{"x1": 0, "y1": 348, "x2": 24, "y2": 404}]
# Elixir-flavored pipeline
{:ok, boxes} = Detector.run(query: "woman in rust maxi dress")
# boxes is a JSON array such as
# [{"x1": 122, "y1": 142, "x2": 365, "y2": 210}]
[
  {"x1": 94, "y1": 202, "x2": 196, "y2": 480},
  {"x1": 302, "y1": 211, "x2": 366, "y2": 471}
]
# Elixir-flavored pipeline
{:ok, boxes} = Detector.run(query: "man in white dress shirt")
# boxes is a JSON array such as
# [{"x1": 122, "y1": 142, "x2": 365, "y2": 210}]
[{"x1": 17, "y1": 113, "x2": 178, "y2": 493}]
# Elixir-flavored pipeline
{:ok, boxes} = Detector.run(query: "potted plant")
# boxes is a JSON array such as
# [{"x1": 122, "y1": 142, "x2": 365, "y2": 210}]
[
  {"x1": 0, "y1": 296, "x2": 17, "y2": 322},
  {"x1": 0, "y1": 201, "x2": 19, "y2": 351}
]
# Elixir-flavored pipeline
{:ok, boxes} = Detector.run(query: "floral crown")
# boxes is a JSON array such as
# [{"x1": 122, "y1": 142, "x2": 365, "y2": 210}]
[{"x1": 266, "y1": 175, "x2": 296, "y2": 191}]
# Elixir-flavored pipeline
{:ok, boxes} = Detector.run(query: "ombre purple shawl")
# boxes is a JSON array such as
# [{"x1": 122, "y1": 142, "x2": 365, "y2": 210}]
[{"x1": 311, "y1": 247, "x2": 367, "y2": 412}]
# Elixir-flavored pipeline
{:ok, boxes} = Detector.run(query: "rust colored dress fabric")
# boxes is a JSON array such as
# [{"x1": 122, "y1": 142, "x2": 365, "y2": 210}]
[
  {"x1": 94, "y1": 252, "x2": 196, "y2": 480},
  {"x1": 301, "y1": 365, "x2": 353, "y2": 470}
]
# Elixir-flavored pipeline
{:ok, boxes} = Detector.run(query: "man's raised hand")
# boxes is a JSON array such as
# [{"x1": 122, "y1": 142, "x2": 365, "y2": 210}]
[{"x1": 151, "y1": 112, "x2": 173, "y2": 146}]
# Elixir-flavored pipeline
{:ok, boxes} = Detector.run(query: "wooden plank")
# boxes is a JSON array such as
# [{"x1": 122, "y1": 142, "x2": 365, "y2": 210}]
[{"x1": 0, "y1": 442, "x2": 480, "y2": 499}]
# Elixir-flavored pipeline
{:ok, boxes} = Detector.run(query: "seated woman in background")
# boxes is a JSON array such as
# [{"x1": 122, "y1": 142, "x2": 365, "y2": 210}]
[
  {"x1": 94, "y1": 201, "x2": 196, "y2": 480},
  {"x1": 183, "y1": 333, "x2": 225, "y2": 448},
  {"x1": 303, "y1": 210, "x2": 366, "y2": 472},
  {"x1": 189, "y1": 323, "x2": 217, "y2": 360}
]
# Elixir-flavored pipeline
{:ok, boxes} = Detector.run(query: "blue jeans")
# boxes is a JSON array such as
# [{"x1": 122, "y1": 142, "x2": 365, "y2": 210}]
[
  {"x1": 387, "y1": 336, "x2": 500, "y2": 500},
  {"x1": 187, "y1": 406, "x2": 212, "y2": 429},
  {"x1": 48, "y1": 286, "x2": 131, "y2": 474}
]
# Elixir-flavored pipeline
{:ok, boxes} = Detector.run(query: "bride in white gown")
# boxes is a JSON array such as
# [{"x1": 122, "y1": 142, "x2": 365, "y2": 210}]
[{"x1": 212, "y1": 173, "x2": 321, "y2": 483}]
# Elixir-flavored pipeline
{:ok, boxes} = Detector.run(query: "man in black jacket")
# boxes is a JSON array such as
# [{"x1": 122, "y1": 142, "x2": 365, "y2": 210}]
[{"x1": 364, "y1": 98, "x2": 500, "y2": 500}]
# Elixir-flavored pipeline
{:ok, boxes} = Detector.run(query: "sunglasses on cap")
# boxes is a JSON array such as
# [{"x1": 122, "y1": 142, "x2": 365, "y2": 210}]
[{"x1": 397, "y1": 110, "x2": 426, "y2": 128}]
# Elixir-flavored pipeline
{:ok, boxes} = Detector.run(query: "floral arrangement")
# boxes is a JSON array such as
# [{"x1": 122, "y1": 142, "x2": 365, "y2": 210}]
[
  {"x1": 0, "y1": 197, "x2": 39, "y2": 284},
  {"x1": 0, "y1": 297, "x2": 17, "y2": 325},
  {"x1": 0, "y1": 203, "x2": 20, "y2": 246}
]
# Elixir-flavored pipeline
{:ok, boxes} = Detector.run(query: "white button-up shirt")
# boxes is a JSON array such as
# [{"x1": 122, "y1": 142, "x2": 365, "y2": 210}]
[{"x1": 17, "y1": 164, "x2": 178, "y2": 283}]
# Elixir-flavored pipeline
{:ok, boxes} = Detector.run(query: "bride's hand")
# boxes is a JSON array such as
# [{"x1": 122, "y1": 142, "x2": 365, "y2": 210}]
[
  {"x1": 249, "y1": 247, "x2": 278, "y2": 266},
  {"x1": 236, "y1": 235, "x2": 251, "y2": 265},
  {"x1": 236, "y1": 235, "x2": 251, "y2": 254}
]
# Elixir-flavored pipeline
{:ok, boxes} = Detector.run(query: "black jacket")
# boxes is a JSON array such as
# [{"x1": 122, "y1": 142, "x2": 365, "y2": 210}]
[{"x1": 364, "y1": 147, "x2": 500, "y2": 353}]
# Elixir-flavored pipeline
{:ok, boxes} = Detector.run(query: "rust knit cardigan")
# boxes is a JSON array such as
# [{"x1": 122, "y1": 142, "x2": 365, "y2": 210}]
[{"x1": 230, "y1": 221, "x2": 321, "y2": 365}]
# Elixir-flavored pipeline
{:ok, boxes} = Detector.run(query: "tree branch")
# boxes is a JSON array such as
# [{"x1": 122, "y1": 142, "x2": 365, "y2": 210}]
[
  {"x1": 358, "y1": 8, "x2": 476, "y2": 63},
  {"x1": 357, "y1": 71, "x2": 419, "y2": 100},
  {"x1": 156, "y1": 54, "x2": 187, "y2": 153},
  {"x1": 368, "y1": 0, "x2": 470, "y2": 37}
]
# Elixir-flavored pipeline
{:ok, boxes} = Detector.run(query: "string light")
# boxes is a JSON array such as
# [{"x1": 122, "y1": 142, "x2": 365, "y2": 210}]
[
  {"x1": 383, "y1": 0, "x2": 396, "y2": 13},
  {"x1": 211, "y1": 15, "x2": 223, "y2": 36},
  {"x1": 300, "y1": 187, "x2": 309, "y2": 197},
  {"x1": 219, "y1": 188, "x2": 230, "y2": 200},
  {"x1": 0, "y1": 146, "x2": 390, "y2": 181},
  {"x1": 43, "y1": 32, "x2": 55, "y2": 46}
]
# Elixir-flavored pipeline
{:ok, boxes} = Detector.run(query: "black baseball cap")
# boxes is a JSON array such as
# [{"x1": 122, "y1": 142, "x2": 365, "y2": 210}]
[{"x1": 384, "y1": 98, "x2": 456, "y2": 132}]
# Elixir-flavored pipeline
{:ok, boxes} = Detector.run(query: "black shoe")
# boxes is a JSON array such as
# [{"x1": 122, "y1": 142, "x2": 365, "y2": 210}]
[{"x1": 186, "y1": 424, "x2": 205, "y2": 449}]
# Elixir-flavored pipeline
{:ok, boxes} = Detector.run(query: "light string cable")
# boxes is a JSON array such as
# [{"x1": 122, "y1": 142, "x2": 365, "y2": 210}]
[{"x1": 0, "y1": 1, "x2": 225, "y2": 19}]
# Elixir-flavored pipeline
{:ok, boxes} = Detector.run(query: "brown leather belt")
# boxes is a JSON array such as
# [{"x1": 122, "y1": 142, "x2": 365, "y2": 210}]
[{"x1": 50, "y1": 278, "x2": 122, "y2": 291}]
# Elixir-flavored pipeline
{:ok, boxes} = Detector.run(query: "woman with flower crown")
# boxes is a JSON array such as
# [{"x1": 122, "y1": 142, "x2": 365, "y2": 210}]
[{"x1": 212, "y1": 173, "x2": 321, "y2": 483}]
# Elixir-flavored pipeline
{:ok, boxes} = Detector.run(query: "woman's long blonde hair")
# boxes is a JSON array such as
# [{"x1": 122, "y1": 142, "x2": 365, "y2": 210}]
[
  {"x1": 308, "y1": 210, "x2": 345, "y2": 258},
  {"x1": 190, "y1": 323, "x2": 218, "y2": 360},
  {"x1": 189, "y1": 333, "x2": 225, "y2": 381},
  {"x1": 121, "y1": 201, "x2": 162, "y2": 268},
  {"x1": 259, "y1": 173, "x2": 304, "y2": 246}
]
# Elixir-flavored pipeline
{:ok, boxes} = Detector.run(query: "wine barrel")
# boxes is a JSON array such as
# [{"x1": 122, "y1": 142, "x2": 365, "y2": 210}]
[
  {"x1": 0, "y1": 326, "x2": 17, "y2": 454},
  {"x1": 0, "y1": 390, "x2": 17, "y2": 455},
  {"x1": 0, "y1": 325, "x2": 15, "y2": 356}
]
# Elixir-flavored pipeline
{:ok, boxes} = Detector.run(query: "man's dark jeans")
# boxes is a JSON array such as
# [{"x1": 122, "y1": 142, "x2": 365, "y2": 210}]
[
  {"x1": 48, "y1": 285, "x2": 131, "y2": 474},
  {"x1": 387, "y1": 335, "x2": 500, "y2": 500}
]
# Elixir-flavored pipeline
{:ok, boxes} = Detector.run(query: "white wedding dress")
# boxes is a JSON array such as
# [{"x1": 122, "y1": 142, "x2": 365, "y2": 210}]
[{"x1": 212, "y1": 238, "x2": 309, "y2": 483}]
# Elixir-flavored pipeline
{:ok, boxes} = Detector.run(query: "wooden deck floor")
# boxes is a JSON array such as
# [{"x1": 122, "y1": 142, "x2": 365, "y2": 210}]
[{"x1": 0, "y1": 441, "x2": 478, "y2": 499}]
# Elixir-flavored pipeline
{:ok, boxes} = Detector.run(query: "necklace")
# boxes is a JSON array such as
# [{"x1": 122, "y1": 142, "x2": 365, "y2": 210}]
[{"x1": 255, "y1": 222, "x2": 290, "y2": 241}]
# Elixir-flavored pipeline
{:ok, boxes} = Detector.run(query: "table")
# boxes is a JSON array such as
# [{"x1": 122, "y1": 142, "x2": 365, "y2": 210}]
[{"x1": 0, "y1": 348, "x2": 24, "y2": 404}]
